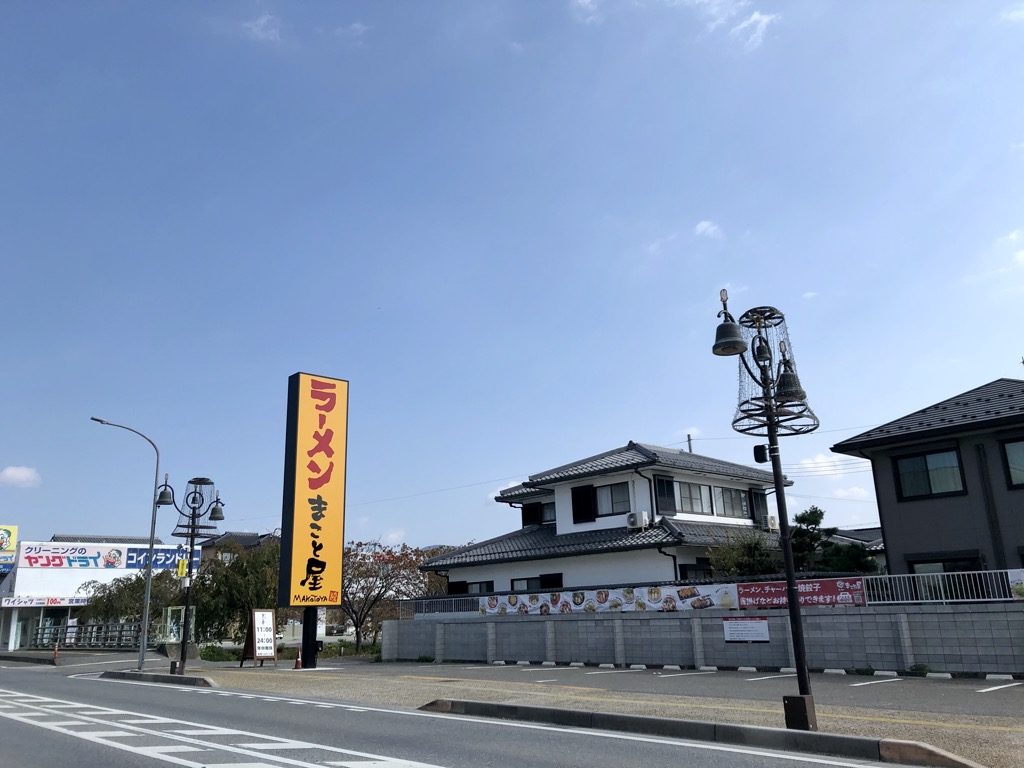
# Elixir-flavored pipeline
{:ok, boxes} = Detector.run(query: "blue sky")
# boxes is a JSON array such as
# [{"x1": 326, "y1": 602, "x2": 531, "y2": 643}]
[{"x1": 2, "y1": 1, "x2": 1023, "y2": 550}]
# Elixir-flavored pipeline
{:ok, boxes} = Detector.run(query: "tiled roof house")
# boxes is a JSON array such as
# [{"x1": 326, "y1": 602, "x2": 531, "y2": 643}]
[{"x1": 422, "y1": 441, "x2": 781, "y2": 595}]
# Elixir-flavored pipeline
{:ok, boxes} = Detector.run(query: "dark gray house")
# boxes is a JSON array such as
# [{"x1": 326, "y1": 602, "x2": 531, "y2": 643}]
[{"x1": 831, "y1": 378, "x2": 1024, "y2": 575}]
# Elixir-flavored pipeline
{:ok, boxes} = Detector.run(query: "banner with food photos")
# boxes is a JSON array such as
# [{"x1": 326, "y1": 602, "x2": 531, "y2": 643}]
[{"x1": 479, "y1": 583, "x2": 738, "y2": 615}]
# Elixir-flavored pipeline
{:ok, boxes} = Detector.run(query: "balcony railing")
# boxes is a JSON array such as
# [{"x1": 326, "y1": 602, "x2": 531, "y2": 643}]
[{"x1": 864, "y1": 569, "x2": 1018, "y2": 604}]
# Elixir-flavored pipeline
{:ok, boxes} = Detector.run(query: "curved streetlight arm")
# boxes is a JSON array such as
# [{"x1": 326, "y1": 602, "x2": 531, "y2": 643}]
[{"x1": 90, "y1": 417, "x2": 161, "y2": 672}]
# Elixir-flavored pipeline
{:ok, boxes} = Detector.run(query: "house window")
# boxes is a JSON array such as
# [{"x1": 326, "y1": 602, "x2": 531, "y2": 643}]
[
  {"x1": 894, "y1": 450, "x2": 964, "y2": 499},
  {"x1": 522, "y1": 501, "x2": 557, "y2": 527},
  {"x1": 713, "y1": 487, "x2": 750, "y2": 519},
  {"x1": 466, "y1": 581, "x2": 494, "y2": 594},
  {"x1": 1001, "y1": 439, "x2": 1024, "y2": 488},
  {"x1": 511, "y1": 573, "x2": 562, "y2": 592},
  {"x1": 596, "y1": 482, "x2": 631, "y2": 516},
  {"x1": 679, "y1": 557, "x2": 712, "y2": 580},
  {"x1": 655, "y1": 476, "x2": 711, "y2": 516}
]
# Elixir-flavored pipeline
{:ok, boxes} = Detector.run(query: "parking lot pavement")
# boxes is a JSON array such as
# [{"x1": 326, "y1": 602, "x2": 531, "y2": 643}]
[{"x1": 188, "y1": 661, "x2": 1020, "y2": 768}]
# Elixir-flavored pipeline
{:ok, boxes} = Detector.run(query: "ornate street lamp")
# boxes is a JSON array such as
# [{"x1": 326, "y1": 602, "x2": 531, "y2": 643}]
[
  {"x1": 156, "y1": 475, "x2": 224, "y2": 676},
  {"x1": 90, "y1": 417, "x2": 162, "y2": 672},
  {"x1": 712, "y1": 289, "x2": 819, "y2": 731}
]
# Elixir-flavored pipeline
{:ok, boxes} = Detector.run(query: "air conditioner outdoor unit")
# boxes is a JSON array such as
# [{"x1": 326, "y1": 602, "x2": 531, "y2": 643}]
[
  {"x1": 765, "y1": 515, "x2": 780, "y2": 532},
  {"x1": 626, "y1": 510, "x2": 650, "y2": 530}
]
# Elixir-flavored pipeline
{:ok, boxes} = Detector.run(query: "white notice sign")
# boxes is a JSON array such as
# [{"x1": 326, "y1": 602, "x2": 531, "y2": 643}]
[
  {"x1": 253, "y1": 609, "x2": 277, "y2": 660},
  {"x1": 723, "y1": 616, "x2": 770, "y2": 643}
]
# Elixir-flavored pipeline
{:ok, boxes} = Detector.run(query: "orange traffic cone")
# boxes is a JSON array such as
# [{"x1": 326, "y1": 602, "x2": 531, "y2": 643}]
[{"x1": 294, "y1": 653, "x2": 302, "y2": 670}]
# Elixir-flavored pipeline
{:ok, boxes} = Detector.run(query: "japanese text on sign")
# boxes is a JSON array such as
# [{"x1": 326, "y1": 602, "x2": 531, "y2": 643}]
[
  {"x1": 736, "y1": 577, "x2": 865, "y2": 608},
  {"x1": 279, "y1": 373, "x2": 348, "y2": 607}
]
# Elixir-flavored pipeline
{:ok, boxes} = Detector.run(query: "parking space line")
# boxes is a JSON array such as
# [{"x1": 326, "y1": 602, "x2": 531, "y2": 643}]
[
  {"x1": 976, "y1": 682, "x2": 1023, "y2": 693},
  {"x1": 850, "y1": 678, "x2": 902, "y2": 687},
  {"x1": 745, "y1": 674, "x2": 797, "y2": 681},
  {"x1": 656, "y1": 671, "x2": 717, "y2": 678},
  {"x1": 584, "y1": 669, "x2": 646, "y2": 675}
]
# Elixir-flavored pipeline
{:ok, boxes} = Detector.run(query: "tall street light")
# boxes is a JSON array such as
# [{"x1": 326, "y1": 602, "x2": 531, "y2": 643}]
[
  {"x1": 90, "y1": 417, "x2": 162, "y2": 672},
  {"x1": 157, "y1": 475, "x2": 224, "y2": 675},
  {"x1": 712, "y1": 289, "x2": 820, "y2": 731}
]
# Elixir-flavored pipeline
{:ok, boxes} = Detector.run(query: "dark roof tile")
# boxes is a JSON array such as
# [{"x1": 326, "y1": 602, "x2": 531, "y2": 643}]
[
  {"x1": 497, "y1": 441, "x2": 774, "y2": 501},
  {"x1": 832, "y1": 379, "x2": 1024, "y2": 454},
  {"x1": 422, "y1": 518, "x2": 777, "y2": 569}
]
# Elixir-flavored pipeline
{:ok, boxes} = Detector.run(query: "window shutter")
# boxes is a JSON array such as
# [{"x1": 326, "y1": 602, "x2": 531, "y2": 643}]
[
  {"x1": 571, "y1": 485, "x2": 597, "y2": 523},
  {"x1": 521, "y1": 502, "x2": 543, "y2": 527},
  {"x1": 539, "y1": 572, "x2": 563, "y2": 589},
  {"x1": 750, "y1": 490, "x2": 768, "y2": 525},
  {"x1": 448, "y1": 581, "x2": 468, "y2": 595}
]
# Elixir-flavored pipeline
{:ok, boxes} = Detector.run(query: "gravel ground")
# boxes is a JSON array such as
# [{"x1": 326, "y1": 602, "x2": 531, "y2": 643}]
[{"x1": 196, "y1": 662, "x2": 1017, "y2": 768}]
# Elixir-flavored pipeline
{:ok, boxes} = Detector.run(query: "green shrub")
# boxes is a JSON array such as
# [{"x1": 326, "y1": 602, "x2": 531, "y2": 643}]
[{"x1": 200, "y1": 645, "x2": 241, "y2": 662}]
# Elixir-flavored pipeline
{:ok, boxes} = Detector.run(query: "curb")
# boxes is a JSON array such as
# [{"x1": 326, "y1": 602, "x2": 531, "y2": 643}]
[
  {"x1": 99, "y1": 670, "x2": 213, "y2": 688},
  {"x1": 0, "y1": 654, "x2": 57, "y2": 666},
  {"x1": 419, "y1": 700, "x2": 986, "y2": 768}
]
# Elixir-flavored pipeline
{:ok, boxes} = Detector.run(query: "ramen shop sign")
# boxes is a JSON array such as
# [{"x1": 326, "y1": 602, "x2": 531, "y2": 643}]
[{"x1": 278, "y1": 373, "x2": 349, "y2": 607}]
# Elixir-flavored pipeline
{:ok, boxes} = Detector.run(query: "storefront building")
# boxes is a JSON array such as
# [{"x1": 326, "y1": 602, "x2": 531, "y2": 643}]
[{"x1": 0, "y1": 536, "x2": 196, "y2": 650}]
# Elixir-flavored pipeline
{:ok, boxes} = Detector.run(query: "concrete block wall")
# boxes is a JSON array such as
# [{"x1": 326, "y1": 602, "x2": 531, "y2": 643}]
[
  {"x1": 620, "y1": 616, "x2": 692, "y2": 667},
  {"x1": 495, "y1": 620, "x2": 546, "y2": 663},
  {"x1": 381, "y1": 602, "x2": 1024, "y2": 674},
  {"x1": 444, "y1": 622, "x2": 488, "y2": 662}
]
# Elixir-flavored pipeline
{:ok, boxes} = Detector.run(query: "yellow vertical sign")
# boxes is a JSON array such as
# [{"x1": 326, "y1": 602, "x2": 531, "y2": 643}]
[
  {"x1": 177, "y1": 557, "x2": 188, "y2": 578},
  {"x1": 279, "y1": 373, "x2": 348, "y2": 606}
]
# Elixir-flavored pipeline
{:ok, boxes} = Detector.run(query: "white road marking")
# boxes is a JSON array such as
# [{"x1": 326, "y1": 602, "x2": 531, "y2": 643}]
[
  {"x1": 656, "y1": 671, "x2": 717, "y2": 678},
  {"x1": 234, "y1": 741, "x2": 316, "y2": 750},
  {"x1": 134, "y1": 746, "x2": 210, "y2": 755},
  {"x1": 746, "y1": 674, "x2": 797, "y2": 681},
  {"x1": 534, "y1": 679, "x2": 558, "y2": 683},
  {"x1": 0, "y1": 687, "x2": 448, "y2": 767},
  {"x1": 64, "y1": 680, "x2": 898, "y2": 767},
  {"x1": 976, "y1": 682, "x2": 1023, "y2": 693},
  {"x1": 168, "y1": 727, "x2": 245, "y2": 736},
  {"x1": 520, "y1": 666, "x2": 574, "y2": 672},
  {"x1": 584, "y1": 669, "x2": 646, "y2": 675},
  {"x1": 850, "y1": 678, "x2": 902, "y2": 687},
  {"x1": 326, "y1": 762, "x2": 433, "y2": 768}
]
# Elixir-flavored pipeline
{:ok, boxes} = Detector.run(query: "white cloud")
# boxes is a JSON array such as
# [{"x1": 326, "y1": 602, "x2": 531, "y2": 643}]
[
  {"x1": 997, "y1": 229, "x2": 1022, "y2": 245},
  {"x1": 647, "y1": 232, "x2": 679, "y2": 254},
  {"x1": 1000, "y1": 4, "x2": 1024, "y2": 23},
  {"x1": 833, "y1": 486, "x2": 869, "y2": 500},
  {"x1": 242, "y1": 14, "x2": 281, "y2": 44},
  {"x1": 730, "y1": 11, "x2": 780, "y2": 51},
  {"x1": 572, "y1": 0, "x2": 605, "y2": 25},
  {"x1": 676, "y1": 0, "x2": 751, "y2": 31},
  {"x1": 802, "y1": 291, "x2": 818, "y2": 300},
  {"x1": 694, "y1": 220, "x2": 723, "y2": 239},
  {"x1": 336, "y1": 22, "x2": 369, "y2": 43},
  {"x1": 0, "y1": 466, "x2": 41, "y2": 488},
  {"x1": 383, "y1": 528, "x2": 406, "y2": 545}
]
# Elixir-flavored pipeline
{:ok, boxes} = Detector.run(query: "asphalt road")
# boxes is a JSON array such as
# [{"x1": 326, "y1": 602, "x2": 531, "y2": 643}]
[
  {"x1": 392, "y1": 662, "x2": 1024, "y2": 718},
  {"x1": 0, "y1": 659, "x2": 918, "y2": 768}
]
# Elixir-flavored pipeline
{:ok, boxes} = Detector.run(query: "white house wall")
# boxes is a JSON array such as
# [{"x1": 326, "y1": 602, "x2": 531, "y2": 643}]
[
  {"x1": 449, "y1": 548, "x2": 682, "y2": 592},
  {"x1": 549, "y1": 469, "x2": 769, "y2": 535}
]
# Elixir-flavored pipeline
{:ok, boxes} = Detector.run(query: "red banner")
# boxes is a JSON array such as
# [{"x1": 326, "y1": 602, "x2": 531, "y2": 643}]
[{"x1": 736, "y1": 577, "x2": 865, "y2": 608}]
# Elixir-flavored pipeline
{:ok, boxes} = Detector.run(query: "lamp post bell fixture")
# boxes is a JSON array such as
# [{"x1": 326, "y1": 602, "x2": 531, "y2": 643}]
[
  {"x1": 156, "y1": 475, "x2": 225, "y2": 676},
  {"x1": 712, "y1": 289, "x2": 820, "y2": 731}
]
